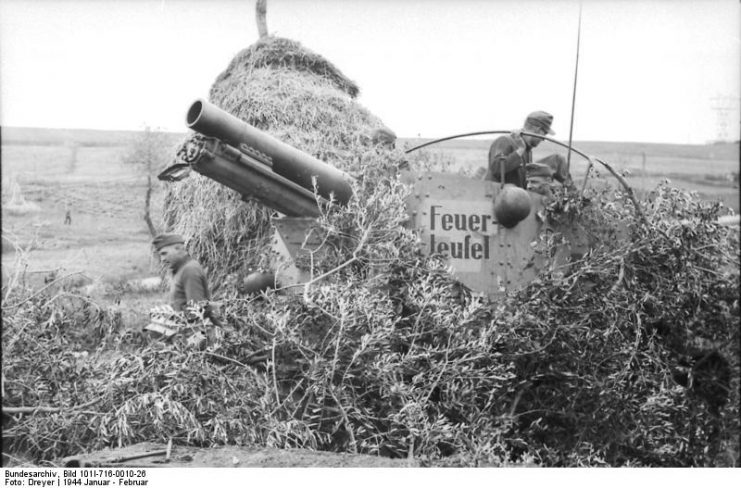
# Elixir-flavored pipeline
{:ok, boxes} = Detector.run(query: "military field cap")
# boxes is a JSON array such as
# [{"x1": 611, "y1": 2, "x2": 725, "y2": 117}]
[
  {"x1": 525, "y1": 111, "x2": 555, "y2": 135},
  {"x1": 152, "y1": 233, "x2": 184, "y2": 251}
]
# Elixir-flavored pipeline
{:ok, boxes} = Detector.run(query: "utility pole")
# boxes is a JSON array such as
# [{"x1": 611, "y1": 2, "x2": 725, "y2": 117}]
[{"x1": 710, "y1": 95, "x2": 740, "y2": 143}]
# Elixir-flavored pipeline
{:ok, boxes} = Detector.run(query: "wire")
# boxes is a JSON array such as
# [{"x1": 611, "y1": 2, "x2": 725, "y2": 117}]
[{"x1": 405, "y1": 130, "x2": 593, "y2": 164}]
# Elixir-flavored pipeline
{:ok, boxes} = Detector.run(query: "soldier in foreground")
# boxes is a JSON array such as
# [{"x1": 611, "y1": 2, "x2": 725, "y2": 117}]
[
  {"x1": 484, "y1": 111, "x2": 574, "y2": 196},
  {"x1": 152, "y1": 233, "x2": 218, "y2": 323}
]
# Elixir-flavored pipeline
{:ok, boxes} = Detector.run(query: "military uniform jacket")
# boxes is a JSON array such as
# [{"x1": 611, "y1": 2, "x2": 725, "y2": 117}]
[
  {"x1": 170, "y1": 257, "x2": 210, "y2": 312},
  {"x1": 485, "y1": 133, "x2": 530, "y2": 187},
  {"x1": 485, "y1": 133, "x2": 571, "y2": 190}
]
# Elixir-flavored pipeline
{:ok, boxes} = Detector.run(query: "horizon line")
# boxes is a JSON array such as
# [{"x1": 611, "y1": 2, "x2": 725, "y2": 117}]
[{"x1": 1, "y1": 125, "x2": 739, "y2": 147}]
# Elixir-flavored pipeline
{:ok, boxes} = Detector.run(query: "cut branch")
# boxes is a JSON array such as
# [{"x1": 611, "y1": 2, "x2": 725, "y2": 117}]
[
  {"x1": 5, "y1": 271, "x2": 90, "y2": 310},
  {"x1": 3, "y1": 396, "x2": 104, "y2": 415}
]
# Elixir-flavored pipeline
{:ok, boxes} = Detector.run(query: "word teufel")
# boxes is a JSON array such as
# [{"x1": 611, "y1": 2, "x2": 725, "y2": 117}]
[{"x1": 428, "y1": 205, "x2": 493, "y2": 260}]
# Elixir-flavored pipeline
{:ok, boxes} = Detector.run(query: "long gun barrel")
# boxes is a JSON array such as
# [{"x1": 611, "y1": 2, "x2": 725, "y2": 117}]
[{"x1": 185, "y1": 99, "x2": 354, "y2": 204}]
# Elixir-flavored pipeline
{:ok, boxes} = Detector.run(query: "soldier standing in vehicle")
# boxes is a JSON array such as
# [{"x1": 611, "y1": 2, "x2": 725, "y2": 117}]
[{"x1": 484, "y1": 111, "x2": 573, "y2": 196}]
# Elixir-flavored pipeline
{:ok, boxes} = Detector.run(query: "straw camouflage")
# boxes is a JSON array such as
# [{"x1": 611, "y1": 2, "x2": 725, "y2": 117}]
[{"x1": 165, "y1": 37, "x2": 391, "y2": 283}]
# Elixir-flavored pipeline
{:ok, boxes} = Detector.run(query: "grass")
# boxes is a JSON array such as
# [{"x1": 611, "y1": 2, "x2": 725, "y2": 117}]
[
  {"x1": 1, "y1": 137, "x2": 165, "y2": 322},
  {"x1": 1, "y1": 126, "x2": 184, "y2": 147}
]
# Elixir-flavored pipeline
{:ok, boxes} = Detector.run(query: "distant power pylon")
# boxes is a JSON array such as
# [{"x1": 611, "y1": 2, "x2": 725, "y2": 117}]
[{"x1": 710, "y1": 95, "x2": 740, "y2": 142}]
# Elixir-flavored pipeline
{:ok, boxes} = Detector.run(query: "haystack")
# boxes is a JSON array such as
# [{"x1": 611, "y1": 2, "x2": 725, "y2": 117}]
[
  {"x1": 164, "y1": 37, "x2": 393, "y2": 284},
  {"x1": 3, "y1": 175, "x2": 40, "y2": 215}
]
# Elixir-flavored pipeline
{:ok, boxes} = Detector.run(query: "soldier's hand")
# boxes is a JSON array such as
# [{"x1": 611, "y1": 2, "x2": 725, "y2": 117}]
[
  {"x1": 511, "y1": 131, "x2": 527, "y2": 156},
  {"x1": 563, "y1": 175, "x2": 576, "y2": 191}
]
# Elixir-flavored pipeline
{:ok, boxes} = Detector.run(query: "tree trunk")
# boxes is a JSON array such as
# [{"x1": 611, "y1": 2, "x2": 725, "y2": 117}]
[
  {"x1": 144, "y1": 175, "x2": 157, "y2": 237},
  {"x1": 256, "y1": 0, "x2": 268, "y2": 39}
]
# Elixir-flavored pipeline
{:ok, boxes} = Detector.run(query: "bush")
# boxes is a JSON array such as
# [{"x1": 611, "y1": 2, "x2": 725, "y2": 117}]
[{"x1": 3, "y1": 163, "x2": 738, "y2": 466}]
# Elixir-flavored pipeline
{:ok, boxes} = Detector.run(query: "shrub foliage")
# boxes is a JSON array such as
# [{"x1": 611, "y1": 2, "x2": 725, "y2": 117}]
[{"x1": 3, "y1": 163, "x2": 738, "y2": 466}]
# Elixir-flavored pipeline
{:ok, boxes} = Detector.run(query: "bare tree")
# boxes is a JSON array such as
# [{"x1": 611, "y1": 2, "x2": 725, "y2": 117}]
[
  {"x1": 122, "y1": 127, "x2": 173, "y2": 237},
  {"x1": 256, "y1": 0, "x2": 268, "y2": 39}
]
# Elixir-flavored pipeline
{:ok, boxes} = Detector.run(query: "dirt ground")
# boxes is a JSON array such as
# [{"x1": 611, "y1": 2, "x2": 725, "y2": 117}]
[{"x1": 60, "y1": 442, "x2": 417, "y2": 468}]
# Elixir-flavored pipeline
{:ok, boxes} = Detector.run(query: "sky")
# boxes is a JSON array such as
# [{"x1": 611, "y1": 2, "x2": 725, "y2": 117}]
[{"x1": 0, "y1": 0, "x2": 739, "y2": 144}]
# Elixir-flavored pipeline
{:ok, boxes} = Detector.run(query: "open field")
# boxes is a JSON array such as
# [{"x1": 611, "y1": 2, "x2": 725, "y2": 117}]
[
  {"x1": 1, "y1": 130, "x2": 178, "y2": 332},
  {"x1": 2, "y1": 126, "x2": 184, "y2": 147},
  {"x1": 2, "y1": 128, "x2": 738, "y2": 294},
  {"x1": 2, "y1": 147, "x2": 160, "y2": 278}
]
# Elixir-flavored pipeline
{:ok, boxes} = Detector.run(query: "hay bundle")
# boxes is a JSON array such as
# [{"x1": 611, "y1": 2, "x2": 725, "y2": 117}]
[
  {"x1": 164, "y1": 37, "x2": 391, "y2": 285},
  {"x1": 212, "y1": 37, "x2": 359, "y2": 102},
  {"x1": 3, "y1": 175, "x2": 40, "y2": 216}
]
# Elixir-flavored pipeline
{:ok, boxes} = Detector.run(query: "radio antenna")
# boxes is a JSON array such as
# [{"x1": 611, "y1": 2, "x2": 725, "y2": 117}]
[{"x1": 566, "y1": 2, "x2": 583, "y2": 173}]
